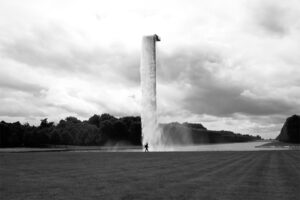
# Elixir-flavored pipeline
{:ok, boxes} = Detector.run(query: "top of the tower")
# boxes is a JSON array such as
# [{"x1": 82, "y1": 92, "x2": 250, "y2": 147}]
[{"x1": 154, "y1": 34, "x2": 160, "y2": 41}]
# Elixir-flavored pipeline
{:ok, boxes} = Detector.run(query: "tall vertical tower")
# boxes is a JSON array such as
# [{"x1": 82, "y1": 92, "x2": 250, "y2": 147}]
[{"x1": 140, "y1": 34, "x2": 161, "y2": 148}]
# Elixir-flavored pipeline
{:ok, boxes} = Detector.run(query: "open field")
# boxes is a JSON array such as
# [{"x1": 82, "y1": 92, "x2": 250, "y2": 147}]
[{"x1": 0, "y1": 151, "x2": 299, "y2": 200}]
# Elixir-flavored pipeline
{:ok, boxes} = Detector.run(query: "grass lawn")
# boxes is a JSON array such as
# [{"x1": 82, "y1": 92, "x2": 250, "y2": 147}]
[{"x1": 0, "y1": 151, "x2": 299, "y2": 200}]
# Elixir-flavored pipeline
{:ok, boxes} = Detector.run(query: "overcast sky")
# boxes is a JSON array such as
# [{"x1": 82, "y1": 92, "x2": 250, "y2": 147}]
[{"x1": 0, "y1": 0, "x2": 300, "y2": 138}]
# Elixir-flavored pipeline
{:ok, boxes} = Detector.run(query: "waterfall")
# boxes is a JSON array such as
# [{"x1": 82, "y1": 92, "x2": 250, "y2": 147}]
[{"x1": 140, "y1": 34, "x2": 161, "y2": 150}]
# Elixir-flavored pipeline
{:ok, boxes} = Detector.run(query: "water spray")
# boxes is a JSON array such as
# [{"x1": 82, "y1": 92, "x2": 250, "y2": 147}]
[{"x1": 140, "y1": 34, "x2": 161, "y2": 150}]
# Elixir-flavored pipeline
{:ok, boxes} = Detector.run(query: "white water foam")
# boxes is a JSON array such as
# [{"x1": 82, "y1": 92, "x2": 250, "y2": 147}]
[{"x1": 140, "y1": 34, "x2": 162, "y2": 149}]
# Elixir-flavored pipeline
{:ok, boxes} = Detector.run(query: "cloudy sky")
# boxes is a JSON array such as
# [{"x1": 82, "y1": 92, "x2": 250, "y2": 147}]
[{"x1": 0, "y1": 0, "x2": 300, "y2": 138}]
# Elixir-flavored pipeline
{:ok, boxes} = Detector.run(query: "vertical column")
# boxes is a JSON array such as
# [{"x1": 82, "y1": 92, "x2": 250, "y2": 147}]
[{"x1": 140, "y1": 34, "x2": 160, "y2": 147}]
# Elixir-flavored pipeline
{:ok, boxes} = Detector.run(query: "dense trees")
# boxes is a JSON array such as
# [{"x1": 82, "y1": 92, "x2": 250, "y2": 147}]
[
  {"x1": 0, "y1": 114, "x2": 262, "y2": 147},
  {"x1": 277, "y1": 115, "x2": 300, "y2": 143},
  {"x1": 0, "y1": 114, "x2": 142, "y2": 147}
]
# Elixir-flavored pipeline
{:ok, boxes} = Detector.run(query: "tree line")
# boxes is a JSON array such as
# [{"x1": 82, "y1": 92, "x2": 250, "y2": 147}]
[
  {"x1": 0, "y1": 114, "x2": 141, "y2": 147},
  {"x1": 0, "y1": 113, "x2": 262, "y2": 147}
]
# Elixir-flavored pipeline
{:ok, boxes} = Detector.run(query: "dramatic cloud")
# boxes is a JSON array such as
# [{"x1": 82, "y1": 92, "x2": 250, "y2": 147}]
[
  {"x1": 250, "y1": 0, "x2": 300, "y2": 37},
  {"x1": 0, "y1": 0, "x2": 300, "y2": 139}
]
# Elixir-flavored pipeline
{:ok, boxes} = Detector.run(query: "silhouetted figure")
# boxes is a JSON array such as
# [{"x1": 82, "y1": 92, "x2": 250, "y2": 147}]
[{"x1": 144, "y1": 143, "x2": 149, "y2": 152}]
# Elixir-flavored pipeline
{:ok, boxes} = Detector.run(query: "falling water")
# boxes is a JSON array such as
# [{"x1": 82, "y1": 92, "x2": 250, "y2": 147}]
[{"x1": 140, "y1": 34, "x2": 162, "y2": 149}]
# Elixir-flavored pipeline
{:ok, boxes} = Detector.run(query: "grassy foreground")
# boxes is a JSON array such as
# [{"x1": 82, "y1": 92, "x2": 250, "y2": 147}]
[{"x1": 0, "y1": 151, "x2": 299, "y2": 200}]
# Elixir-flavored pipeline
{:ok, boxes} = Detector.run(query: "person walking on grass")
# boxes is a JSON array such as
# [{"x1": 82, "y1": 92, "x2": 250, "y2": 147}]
[{"x1": 144, "y1": 143, "x2": 149, "y2": 152}]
